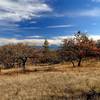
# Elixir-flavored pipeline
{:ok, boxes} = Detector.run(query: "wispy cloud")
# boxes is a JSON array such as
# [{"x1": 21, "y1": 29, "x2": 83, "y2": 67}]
[
  {"x1": 53, "y1": 35, "x2": 74, "y2": 40},
  {"x1": 77, "y1": 8, "x2": 100, "y2": 17},
  {"x1": 22, "y1": 27, "x2": 41, "y2": 30},
  {"x1": 47, "y1": 24, "x2": 74, "y2": 28},
  {"x1": 92, "y1": 0, "x2": 100, "y2": 2},
  {"x1": 26, "y1": 35, "x2": 43, "y2": 39},
  {"x1": 30, "y1": 21, "x2": 37, "y2": 24},
  {"x1": 53, "y1": 8, "x2": 100, "y2": 17},
  {"x1": 0, "y1": 0, "x2": 52, "y2": 22}
]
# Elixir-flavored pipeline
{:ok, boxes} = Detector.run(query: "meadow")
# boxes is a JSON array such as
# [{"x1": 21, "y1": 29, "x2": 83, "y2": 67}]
[{"x1": 0, "y1": 60, "x2": 100, "y2": 100}]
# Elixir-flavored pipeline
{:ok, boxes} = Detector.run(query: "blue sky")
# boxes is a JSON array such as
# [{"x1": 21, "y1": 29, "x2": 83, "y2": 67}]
[{"x1": 0, "y1": 0, "x2": 100, "y2": 45}]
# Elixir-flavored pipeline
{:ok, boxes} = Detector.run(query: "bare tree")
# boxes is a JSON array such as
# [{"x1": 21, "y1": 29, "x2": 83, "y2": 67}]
[
  {"x1": 13, "y1": 43, "x2": 33, "y2": 71},
  {"x1": 59, "y1": 38, "x2": 76, "y2": 67},
  {"x1": 0, "y1": 44, "x2": 15, "y2": 69}
]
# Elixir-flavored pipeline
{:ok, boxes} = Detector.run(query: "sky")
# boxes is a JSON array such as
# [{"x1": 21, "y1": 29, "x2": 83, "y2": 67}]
[{"x1": 0, "y1": 0, "x2": 100, "y2": 46}]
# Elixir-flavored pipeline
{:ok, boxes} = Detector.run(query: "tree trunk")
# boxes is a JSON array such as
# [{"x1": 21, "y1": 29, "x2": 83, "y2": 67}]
[
  {"x1": 22, "y1": 62, "x2": 26, "y2": 72},
  {"x1": 22, "y1": 57, "x2": 27, "y2": 72},
  {"x1": 0, "y1": 67, "x2": 1, "y2": 73},
  {"x1": 71, "y1": 60, "x2": 75, "y2": 67},
  {"x1": 78, "y1": 58, "x2": 82, "y2": 66}
]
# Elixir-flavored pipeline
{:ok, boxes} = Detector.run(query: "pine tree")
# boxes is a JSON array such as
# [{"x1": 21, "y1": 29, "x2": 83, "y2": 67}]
[
  {"x1": 42, "y1": 39, "x2": 50, "y2": 63},
  {"x1": 43, "y1": 39, "x2": 49, "y2": 53}
]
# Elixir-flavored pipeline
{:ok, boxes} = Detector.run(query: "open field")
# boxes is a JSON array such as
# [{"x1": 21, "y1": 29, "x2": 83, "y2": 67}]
[{"x1": 0, "y1": 60, "x2": 100, "y2": 100}]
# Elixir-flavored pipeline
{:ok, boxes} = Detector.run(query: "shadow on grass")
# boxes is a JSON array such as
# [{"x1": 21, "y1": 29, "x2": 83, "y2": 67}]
[
  {"x1": 0, "y1": 67, "x2": 65, "y2": 76},
  {"x1": 42, "y1": 92, "x2": 100, "y2": 100}
]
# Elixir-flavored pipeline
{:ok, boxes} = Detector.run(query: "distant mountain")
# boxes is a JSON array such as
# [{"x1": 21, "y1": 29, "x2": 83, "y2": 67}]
[
  {"x1": 29, "y1": 45, "x2": 59, "y2": 50},
  {"x1": 49, "y1": 45, "x2": 59, "y2": 50}
]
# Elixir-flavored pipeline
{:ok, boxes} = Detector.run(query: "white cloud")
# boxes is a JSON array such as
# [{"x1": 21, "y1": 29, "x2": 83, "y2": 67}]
[
  {"x1": 0, "y1": 0, "x2": 52, "y2": 22},
  {"x1": 26, "y1": 35, "x2": 43, "y2": 39},
  {"x1": 53, "y1": 35, "x2": 74, "y2": 40},
  {"x1": 78, "y1": 8, "x2": 100, "y2": 17},
  {"x1": 92, "y1": 0, "x2": 100, "y2": 2},
  {"x1": 47, "y1": 25, "x2": 74, "y2": 28},
  {"x1": 89, "y1": 35, "x2": 100, "y2": 40},
  {"x1": 55, "y1": 35, "x2": 100, "y2": 41},
  {"x1": 0, "y1": 38, "x2": 61, "y2": 46},
  {"x1": 30, "y1": 21, "x2": 37, "y2": 24},
  {"x1": 48, "y1": 7, "x2": 100, "y2": 18},
  {"x1": 58, "y1": 8, "x2": 100, "y2": 17},
  {"x1": 0, "y1": 34, "x2": 100, "y2": 46},
  {"x1": 22, "y1": 27, "x2": 40, "y2": 30}
]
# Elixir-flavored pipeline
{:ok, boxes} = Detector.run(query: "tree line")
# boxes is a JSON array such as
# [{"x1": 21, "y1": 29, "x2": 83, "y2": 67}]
[{"x1": 0, "y1": 31, "x2": 100, "y2": 71}]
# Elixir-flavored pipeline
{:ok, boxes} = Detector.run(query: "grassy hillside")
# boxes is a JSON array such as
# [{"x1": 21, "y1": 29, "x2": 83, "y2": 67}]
[{"x1": 0, "y1": 61, "x2": 100, "y2": 100}]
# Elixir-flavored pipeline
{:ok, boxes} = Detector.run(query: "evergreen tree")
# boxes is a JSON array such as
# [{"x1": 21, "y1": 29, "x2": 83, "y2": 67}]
[
  {"x1": 42, "y1": 39, "x2": 50, "y2": 63},
  {"x1": 43, "y1": 39, "x2": 49, "y2": 53}
]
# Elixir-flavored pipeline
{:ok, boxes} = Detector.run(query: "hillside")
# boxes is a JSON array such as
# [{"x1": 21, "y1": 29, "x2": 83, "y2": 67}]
[{"x1": 0, "y1": 61, "x2": 100, "y2": 100}]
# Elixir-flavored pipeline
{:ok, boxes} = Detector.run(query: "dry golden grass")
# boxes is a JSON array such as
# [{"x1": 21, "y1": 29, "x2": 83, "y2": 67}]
[{"x1": 0, "y1": 60, "x2": 100, "y2": 100}]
